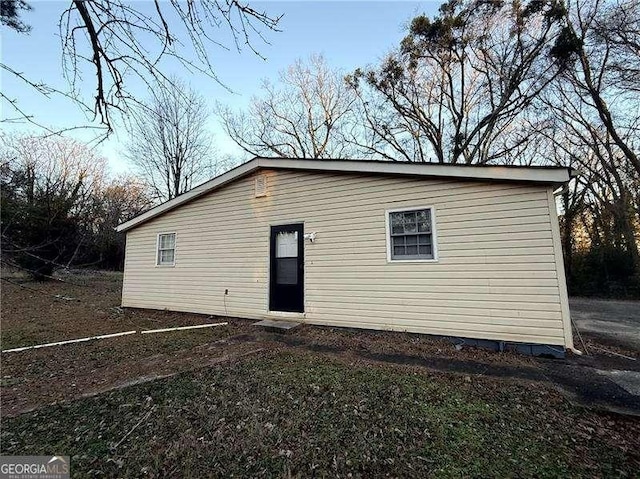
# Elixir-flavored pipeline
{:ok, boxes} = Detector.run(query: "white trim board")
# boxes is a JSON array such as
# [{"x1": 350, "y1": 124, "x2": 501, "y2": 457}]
[
  {"x1": 117, "y1": 157, "x2": 573, "y2": 233},
  {"x1": 547, "y1": 187, "x2": 574, "y2": 349}
]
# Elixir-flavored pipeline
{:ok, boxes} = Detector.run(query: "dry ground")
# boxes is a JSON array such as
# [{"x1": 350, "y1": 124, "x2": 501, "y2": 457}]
[
  {"x1": 1, "y1": 271, "x2": 639, "y2": 477},
  {"x1": 1, "y1": 269, "x2": 544, "y2": 416},
  {"x1": 1, "y1": 271, "x2": 260, "y2": 415}
]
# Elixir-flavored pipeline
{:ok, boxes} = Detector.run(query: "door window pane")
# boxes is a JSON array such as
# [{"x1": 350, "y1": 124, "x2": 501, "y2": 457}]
[
  {"x1": 276, "y1": 231, "x2": 298, "y2": 258},
  {"x1": 276, "y1": 257, "x2": 297, "y2": 285}
]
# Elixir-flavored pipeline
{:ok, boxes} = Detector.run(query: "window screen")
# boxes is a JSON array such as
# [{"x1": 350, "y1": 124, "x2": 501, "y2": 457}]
[
  {"x1": 157, "y1": 233, "x2": 176, "y2": 265},
  {"x1": 389, "y1": 209, "x2": 434, "y2": 260}
]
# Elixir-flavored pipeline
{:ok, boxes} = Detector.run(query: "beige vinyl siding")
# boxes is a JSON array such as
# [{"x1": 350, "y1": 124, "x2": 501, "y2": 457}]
[{"x1": 122, "y1": 168, "x2": 571, "y2": 347}]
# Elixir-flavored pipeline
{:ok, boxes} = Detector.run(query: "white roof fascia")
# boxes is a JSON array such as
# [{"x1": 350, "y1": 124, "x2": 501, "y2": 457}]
[{"x1": 257, "y1": 158, "x2": 571, "y2": 184}]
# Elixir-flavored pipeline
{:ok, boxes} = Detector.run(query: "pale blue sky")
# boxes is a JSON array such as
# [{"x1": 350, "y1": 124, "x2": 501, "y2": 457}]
[{"x1": 2, "y1": 1, "x2": 439, "y2": 175}]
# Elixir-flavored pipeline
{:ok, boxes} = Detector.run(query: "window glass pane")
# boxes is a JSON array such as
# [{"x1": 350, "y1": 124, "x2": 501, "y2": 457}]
[
  {"x1": 418, "y1": 234, "x2": 431, "y2": 245},
  {"x1": 393, "y1": 246, "x2": 405, "y2": 256},
  {"x1": 404, "y1": 212, "x2": 417, "y2": 233},
  {"x1": 160, "y1": 249, "x2": 174, "y2": 264},
  {"x1": 406, "y1": 245, "x2": 418, "y2": 255},
  {"x1": 392, "y1": 236, "x2": 405, "y2": 248},
  {"x1": 391, "y1": 213, "x2": 404, "y2": 234},
  {"x1": 163, "y1": 234, "x2": 176, "y2": 249},
  {"x1": 157, "y1": 234, "x2": 176, "y2": 264},
  {"x1": 419, "y1": 245, "x2": 433, "y2": 257},
  {"x1": 276, "y1": 231, "x2": 298, "y2": 258},
  {"x1": 418, "y1": 210, "x2": 430, "y2": 232},
  {"x1": 406, "y1": 235, "x2": 418, "y2": 245},
  {"x1": 276, "y1": 257, "x2": 297, "y2": 284}
]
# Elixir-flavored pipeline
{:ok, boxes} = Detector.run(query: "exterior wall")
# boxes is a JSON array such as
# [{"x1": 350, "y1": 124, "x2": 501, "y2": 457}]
[{"x1": 122, "y1": 169, "x2": 572, "y2": 347}]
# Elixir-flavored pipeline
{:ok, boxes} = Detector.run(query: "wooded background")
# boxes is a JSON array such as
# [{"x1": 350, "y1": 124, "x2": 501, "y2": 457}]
[{"x1": 1, "y1": 0, "x2": 638, "y2": 297}]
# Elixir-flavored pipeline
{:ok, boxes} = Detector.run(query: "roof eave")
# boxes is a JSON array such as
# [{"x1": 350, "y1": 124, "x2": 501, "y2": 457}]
[
  {"x1": 116, "y1": 157, "x2": 571, "y2": 233},
  {"x1": 257, "y1": 157, "x2": 571, "y2": 184},
  {"x1": 115, "y1": 159, "x2": 263, "y2": 232}
]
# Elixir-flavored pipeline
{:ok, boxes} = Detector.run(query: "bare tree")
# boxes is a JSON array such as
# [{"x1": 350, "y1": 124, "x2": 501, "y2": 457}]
[
  {"x1": 550, "y1": 0, "x2": 640, "y2": 176},
  {"x1": 539, "y1": 83, "x2": 639, "y2": 258},
  {"x1": 0, "y1": 133, "x2": 108, "y2": 277},
  {"x1": 541, "y1": 0, "x2": 640, "y2": 267},
  {"x1": 97, "y1": 175, "x2": 152, "y2": 227},
  {"x1": 218, "y1": 54, "x2": 359, "y2": 159},
  {"x1": 2, "y1": 1, "x2": 282, "y2": 135},
  {"x1": 347, "y1": 0, "x2": 566, "y2": 164},
  {"x1": 1, "y1": 133, "x2": 107, "y2": 217},
  {"x1": 91, "y1": 175, "x2": 152, "y2": 269},
  {"x1": 125, "y1": 78, "x2": 215, "y2": 202},
  {"x1": 534, "y1": 71, "x2": 639, "y2": 295}
]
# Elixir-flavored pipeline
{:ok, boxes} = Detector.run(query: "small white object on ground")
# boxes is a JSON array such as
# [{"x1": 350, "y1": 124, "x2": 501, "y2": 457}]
[
  {"x1": 2, "y1": 323, "x2": 229, "y2": 353},
  {"x1": 1, "y1": 330, "x2": 137, "y2": 353},
  {"x1": 140, "y1": 323, "x2": 228, "y2": 334},
  {"x1": 54, "y1": 294, "x2": 76, "y2": 301}
]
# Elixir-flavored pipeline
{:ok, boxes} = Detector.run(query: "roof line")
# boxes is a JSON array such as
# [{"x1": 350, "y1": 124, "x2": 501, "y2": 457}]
[{"x1": 116, "y1": 157, "x2": 571, "y2": 232}]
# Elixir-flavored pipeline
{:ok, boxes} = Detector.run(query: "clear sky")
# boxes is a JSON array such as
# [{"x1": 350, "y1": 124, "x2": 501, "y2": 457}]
[{"x1": 2, "y1": 1, "x2": 439, "y2": 175}]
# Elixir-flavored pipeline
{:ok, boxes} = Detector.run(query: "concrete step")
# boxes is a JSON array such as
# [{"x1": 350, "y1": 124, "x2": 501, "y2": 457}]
[{"x1": 252, "y1": 319, "x2": 301, "y2": 332}]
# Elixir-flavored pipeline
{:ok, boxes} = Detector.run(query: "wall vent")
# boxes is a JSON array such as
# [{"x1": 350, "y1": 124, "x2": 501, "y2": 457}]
[{"x1": 254, "y1": 174, "x2": 267, "y2": 197}]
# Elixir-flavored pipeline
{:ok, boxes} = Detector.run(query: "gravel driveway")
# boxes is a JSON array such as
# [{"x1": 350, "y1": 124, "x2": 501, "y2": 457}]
[{"x1": 570, "y1": 297, "x2": 640, "y2": 351}]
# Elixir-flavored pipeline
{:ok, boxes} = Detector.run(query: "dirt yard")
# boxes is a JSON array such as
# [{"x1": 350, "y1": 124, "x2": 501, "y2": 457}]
[
  {"x1": 1, "y1": 271, "x2": 261, "y2": 415},
  {"x1": 1, "y1": 271, "x2": 639, "y2": 477}
]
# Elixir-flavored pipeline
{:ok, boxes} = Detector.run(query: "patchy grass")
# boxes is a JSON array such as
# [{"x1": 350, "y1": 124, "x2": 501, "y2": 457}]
[
  {"x1": 0, "y1": 271, "x2": 231, "y2": 350},
  {"x1": 2, "y1": 270, "x2": 639, "y2": 476},
  {"x1": 0, "y1": 325, "x2": 261, "y2": 416},
  {"x1": 3, "y1": 351, "x2": 639, "y2": 478},
  {"x1": 0, "y1": 270, "x2": 258, "y2": 416}
]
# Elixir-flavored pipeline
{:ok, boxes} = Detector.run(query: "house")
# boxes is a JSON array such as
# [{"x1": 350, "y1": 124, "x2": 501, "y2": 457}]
[{"x1": 116, "y1": 158, "x2": 577, "y2": 356}]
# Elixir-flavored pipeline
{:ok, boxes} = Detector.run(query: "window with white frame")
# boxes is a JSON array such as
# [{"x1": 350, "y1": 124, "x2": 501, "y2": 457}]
[
  {"x1": 388, "y1": 208, "x2": 435, "y2": 260},
  {"x1": 157, "y1": 233, "x2": 176, "y2": 266}
]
